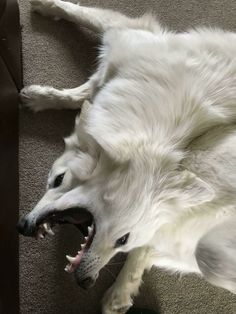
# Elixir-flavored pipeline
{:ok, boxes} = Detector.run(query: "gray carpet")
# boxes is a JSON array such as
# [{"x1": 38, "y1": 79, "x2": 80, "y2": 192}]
[{"x1": 19, "y1": 0, "x2": 236, "y2": 313}]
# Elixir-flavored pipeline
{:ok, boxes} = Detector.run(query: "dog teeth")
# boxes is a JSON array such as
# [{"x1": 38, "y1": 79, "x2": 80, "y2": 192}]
[
  {"x1": 43, "y1": 223, "x2": 55, "y2": 236},
  {"x1": 45, "y1": 226, "x2": 55, "y2": 236},
  {"x1": 64, "y1": 265, "x2": 71, "y2": 273},
  {"x1": 42, "y1": 223, "x2": 49, "y2": 231},
  {"x1": 66, "y1": 255, "x2": 76, "y2": 263},
  {"x1": 36, "y1": 232, "x2": 44, "y2": 240},
  {"x1": 84, "y1": 236, "x2": 88, "y2": 242},
  {"x1": 88, "y1": 226, "x2": 92, "y2": 235},
  {"x1": 47, "y1": 229, "x2": 55, "y2": 236},
  {"x1": 81, "y1": 243, "x2": 86, "y2": 250},
  {"x1": 36, "y1": 227, "x2": 45, "y2": 239}
]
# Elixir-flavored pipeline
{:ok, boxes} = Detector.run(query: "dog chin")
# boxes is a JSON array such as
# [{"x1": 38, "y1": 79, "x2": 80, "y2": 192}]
[{"x1": 75, "y1": 271, "x2": 99, "y2": 290}]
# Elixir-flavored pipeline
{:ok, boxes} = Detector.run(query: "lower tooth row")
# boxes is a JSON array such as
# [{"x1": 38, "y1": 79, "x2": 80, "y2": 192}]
[
  {"x1": 46, "y1": 228, "x2": 55, "y2": 236},
  {"x1": 65, "y1": 228, "x2": 93, "y2": 272}
]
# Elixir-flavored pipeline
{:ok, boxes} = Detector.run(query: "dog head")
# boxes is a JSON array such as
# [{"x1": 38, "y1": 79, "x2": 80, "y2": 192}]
[
  {"x1": 18, "y1": 101, "x2": 97, "y2": 237},
  {"x1": 18, "y1": 104, "x2": 215, "y2": 289},
  {"x1": 68, "y1": 150, "x2": 215, "y2": 289}
]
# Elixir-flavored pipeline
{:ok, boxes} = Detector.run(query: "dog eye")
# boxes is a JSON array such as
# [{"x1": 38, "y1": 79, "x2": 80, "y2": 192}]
[
  {"x1": 53, "y1": 173, "x2": 65, "y2": 188},
  {"x1": 115, "y1": 233, "x2": 130, "y2": 248}
]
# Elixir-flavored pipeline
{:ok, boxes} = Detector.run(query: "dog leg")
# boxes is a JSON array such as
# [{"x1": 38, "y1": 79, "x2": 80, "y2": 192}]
[
  {"x1": 102, "y1": 246, "x2": 153, "y2": 314},
  {"x1": 195, "y1": 217, "x2": 236, "y2": 294},
  {"x1": 20, "y1": 81, "x2": 91, "y2": 112},
  {"x1": 30, "y1": 0, "x2": 161, "y2": 34}
]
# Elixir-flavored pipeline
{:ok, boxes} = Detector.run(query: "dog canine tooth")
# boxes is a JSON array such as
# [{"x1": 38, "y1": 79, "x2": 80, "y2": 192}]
[
  {"x1": 66, "y1": 255, "x2": 76, "y2": 263},
  {"x1": 47, "y1": 228, "x2": 55, "y2": 236},
  {"x1": 43, "y1": 223, "x2": 48, "y2": 229},
  {"x1": 43, "y1": 223, "x2": 55, "y2": 236}
]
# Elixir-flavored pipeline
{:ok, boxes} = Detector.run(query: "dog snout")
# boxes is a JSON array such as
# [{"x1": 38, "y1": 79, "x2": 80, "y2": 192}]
[
  {"x1": 17, "y1": 215, "x2": 36, "y2": 237},
  {"x1": 76, "y1": 276, "x2": 96, "y2": 290}
]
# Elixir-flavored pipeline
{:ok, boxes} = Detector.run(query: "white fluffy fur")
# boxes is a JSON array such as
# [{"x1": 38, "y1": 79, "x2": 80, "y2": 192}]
[{"x1": 21, "y1": 1, "x2": 236, "y2": 313}]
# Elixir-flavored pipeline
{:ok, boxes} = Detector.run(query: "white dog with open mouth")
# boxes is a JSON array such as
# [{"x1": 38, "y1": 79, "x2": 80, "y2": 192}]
[{"x1": 18, "y1": 0, "x2": 236, "y2": 313}]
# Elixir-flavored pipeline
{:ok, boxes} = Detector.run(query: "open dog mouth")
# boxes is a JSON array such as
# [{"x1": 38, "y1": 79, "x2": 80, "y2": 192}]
[{"x1": 35, "y1": 207, "x2": 96, "y2": 273}]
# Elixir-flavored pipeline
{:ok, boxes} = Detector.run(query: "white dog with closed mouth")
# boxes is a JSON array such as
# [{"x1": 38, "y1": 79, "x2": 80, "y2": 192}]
[{"x1": 17, "y1": 0, "x2": 236, "y2": 313}]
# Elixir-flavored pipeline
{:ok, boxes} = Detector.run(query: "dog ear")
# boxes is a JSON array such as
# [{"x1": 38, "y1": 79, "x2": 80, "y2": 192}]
[
  {"x1": 68, "y1": 152, "x2": 97, "y2": 181},
  {"x1": 86, "y1": 110, "x2": 136, "y2": 163},
  {"x1": 64, "y1": 101, "x2": 96, "y2": 152},
  {"x1": 175, "y1": 170, "x2": 215, "y2": 207}
]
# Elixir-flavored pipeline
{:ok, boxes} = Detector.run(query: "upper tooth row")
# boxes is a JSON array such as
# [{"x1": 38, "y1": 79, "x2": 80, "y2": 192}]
[
  {"x1": 42, "y1": 223, "x2": 55, "y2": 236},
  {"x1": 38, "y1": 222, "x2": 93, "y2": 240},
  {"x1": 88, "y1": 223, "x2": 94, "y2": 235}
]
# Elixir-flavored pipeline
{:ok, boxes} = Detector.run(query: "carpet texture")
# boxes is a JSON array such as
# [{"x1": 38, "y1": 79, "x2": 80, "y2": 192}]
[{"x1": 19, "y1": 1, "x2": 236, "y2": 313}]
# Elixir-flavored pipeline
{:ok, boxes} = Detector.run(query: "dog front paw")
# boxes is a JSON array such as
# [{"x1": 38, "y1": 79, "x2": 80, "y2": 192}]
[
  {"x1": 20, "y1": 85, "x2": 52, "y2": 112},
  {"x1": 102, "y1": 285, "x2": 133, "y2": 314},
  {"x1": 30, "y1": 0, "x2": 60, "y2": 19}
]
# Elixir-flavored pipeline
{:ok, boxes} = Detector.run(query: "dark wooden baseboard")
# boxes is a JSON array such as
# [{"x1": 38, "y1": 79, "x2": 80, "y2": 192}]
[{"x1": 0, "y1": 0, "x2": 22, "y2": 313}]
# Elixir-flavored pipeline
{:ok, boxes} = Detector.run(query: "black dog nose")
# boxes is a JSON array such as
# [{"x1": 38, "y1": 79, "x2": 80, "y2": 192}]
[
  {"x1": 78, "y1": 277, "x2": 95, "y2": 290},
  {"x1": 17, "y1": 215, "x2": 27, "y2": 234},
  {"x1": 17, "y1": 215, "x2": 35, "y2": 236}
]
